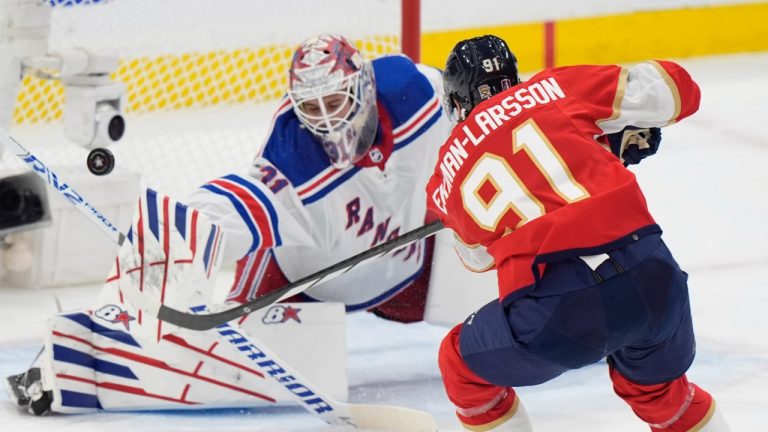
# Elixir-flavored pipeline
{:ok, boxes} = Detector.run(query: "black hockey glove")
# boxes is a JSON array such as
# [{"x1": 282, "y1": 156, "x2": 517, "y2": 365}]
[{"x1": 606, "y1": 126, "x2": 662, "y2": 165}]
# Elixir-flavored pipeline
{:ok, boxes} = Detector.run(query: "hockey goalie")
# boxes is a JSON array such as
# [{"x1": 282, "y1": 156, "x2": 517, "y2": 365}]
[
  {"x1": 5, "y1": 188, "x2": 348, "y2": 416},
  {"x1": 4, "y1": 33, "x2": 458, "y2": 421}
]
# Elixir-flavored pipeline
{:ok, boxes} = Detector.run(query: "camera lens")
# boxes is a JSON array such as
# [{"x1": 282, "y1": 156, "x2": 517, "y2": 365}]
[
  {"x1": 0, "y1": 182, "x2": 23, "y2": 216},
  {"x1": 107, "y1": 114, "x2": 125, "y2": 141}
]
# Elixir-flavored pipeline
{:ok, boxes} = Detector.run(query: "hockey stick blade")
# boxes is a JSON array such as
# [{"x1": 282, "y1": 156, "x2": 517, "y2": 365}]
[
  {"x1": 209, "y1": 317, "x2": 439, "y2": 431},
  {"x1": 158, "y1": 219, "x2": 444, "y2": 330},
  {"x1": 347, "y1": 404, "x2": 438, "y2": 431}
]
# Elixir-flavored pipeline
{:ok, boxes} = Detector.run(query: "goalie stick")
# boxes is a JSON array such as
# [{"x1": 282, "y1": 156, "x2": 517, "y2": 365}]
[
  {"x1": 1, "y1": 128, "x2": 440, "y2": 431},
  {"x1": 199, "y1": 305, "x2": 438, "y2": 431},
  {"x1": 158, "y1": 218, "x2": 443, "y2": 330}
]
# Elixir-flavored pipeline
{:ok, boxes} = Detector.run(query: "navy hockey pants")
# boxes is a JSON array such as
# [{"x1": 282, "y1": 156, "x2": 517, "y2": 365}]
[{"x1": 458, "y1": 234, "x2": 696, "y2": 386}]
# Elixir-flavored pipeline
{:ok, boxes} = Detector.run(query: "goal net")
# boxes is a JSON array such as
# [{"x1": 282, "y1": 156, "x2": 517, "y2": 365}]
[
  {"x1": 0, "y1": 0, "x2": 416, "y2": 287},
  {"x1": 2, "y1": 0, "x2": 412, "y2": 195}
]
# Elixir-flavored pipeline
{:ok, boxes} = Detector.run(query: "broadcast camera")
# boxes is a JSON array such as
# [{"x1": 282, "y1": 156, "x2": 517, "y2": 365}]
[
  {"x1": 0, "y1": 172, "x2": 51, "y2": 237},
  {"x1": 63, "y1": 79, "x2": 126, "y2": 149},
  {"x1": 20, "y1": 48, "x2": 127, "y2": 150}
]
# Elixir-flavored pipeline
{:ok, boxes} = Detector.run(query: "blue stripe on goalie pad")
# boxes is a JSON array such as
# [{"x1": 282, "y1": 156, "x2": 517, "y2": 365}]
[
  {"x1": 53, "y1": 345, "x2": 138, "y2": 380},
  {"x1": 64, "y1": 313, "x2": 141, "y2": 348},
  {"x1": 60, "y1": 390, "x2": 103, "y2": 409},
  {"x1": 202, "y1": 226, "x2": 217, "y2": 271},
  {"x1": 175, "y1": 201, "x2": 188, "y2": 240},
  {"x1": 146, "y1": 189, "x2": 161, "y2": 242}
]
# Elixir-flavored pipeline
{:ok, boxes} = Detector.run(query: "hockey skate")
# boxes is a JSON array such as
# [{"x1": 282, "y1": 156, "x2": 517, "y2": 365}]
[{"x1": 4, "y1": 368, "x2": 53, "y2": 416}]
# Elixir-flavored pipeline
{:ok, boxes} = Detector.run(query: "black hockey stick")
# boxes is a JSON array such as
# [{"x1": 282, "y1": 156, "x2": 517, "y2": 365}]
[{"x1": 158, "y1": 219, "x2": 444, "y2": 330}]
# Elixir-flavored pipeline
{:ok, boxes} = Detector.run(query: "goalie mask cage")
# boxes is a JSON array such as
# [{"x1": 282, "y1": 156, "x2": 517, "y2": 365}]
[{"x1": 0, "y1": 0, "x2": 420, "y2": 197}]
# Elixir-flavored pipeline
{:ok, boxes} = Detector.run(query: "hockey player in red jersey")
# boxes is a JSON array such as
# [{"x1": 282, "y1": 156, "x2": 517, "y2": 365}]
[{"x1": 426, "y1": 35, "x2": 730, "y2": 431}]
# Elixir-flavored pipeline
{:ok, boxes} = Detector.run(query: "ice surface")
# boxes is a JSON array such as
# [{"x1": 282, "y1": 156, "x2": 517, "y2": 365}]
[{"x1": 1, "y1": 52, "x2": 767, "y2": 431}]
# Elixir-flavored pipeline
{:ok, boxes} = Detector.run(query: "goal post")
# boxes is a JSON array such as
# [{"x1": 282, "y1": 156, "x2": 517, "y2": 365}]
[{"x1": 402, "y1": 0, "x2": 421, "y2": 62}]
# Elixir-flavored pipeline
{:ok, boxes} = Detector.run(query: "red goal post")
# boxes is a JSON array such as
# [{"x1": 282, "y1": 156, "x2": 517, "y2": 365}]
[{"x1": 402, "y1": 0, "x2": 421, "y2": 62}]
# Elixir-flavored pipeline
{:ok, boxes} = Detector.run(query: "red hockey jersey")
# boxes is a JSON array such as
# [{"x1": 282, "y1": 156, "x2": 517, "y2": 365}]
[{"x1": 426, "y1": 61, "x2": 700, "y2": 303}]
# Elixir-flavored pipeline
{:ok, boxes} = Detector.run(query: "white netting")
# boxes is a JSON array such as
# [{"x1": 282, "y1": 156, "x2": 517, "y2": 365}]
[{"x1": 1, "y1": 0, "x2": 403, "y2": 197}]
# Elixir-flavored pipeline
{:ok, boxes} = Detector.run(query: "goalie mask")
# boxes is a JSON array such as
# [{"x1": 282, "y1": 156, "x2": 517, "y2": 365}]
[
  {"x1": 289, "y1": 34, "x2": 378, "y2": 169},
  {"x1": 443, "y1": 35, "x2": 520, "y2": 122}
]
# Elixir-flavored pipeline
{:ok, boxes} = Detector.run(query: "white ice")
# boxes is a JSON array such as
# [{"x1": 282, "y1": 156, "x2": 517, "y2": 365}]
[{"x1": 1, "y1": 52, "x2": 767, "y2": 431}]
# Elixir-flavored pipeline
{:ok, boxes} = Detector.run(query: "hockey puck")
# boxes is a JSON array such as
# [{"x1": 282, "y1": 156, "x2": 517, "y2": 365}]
[{"x1": 87, "y1": 147, "x2": 115, "y2": 176}]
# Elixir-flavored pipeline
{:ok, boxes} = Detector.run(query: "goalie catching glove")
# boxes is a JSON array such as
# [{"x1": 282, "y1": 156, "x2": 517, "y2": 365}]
[
  {"x1": 606, "y1": 126, "x2": 662, "y2": 165},
  {"x1": 117, "y1": 188, "x2": 228, "y2": 324}
]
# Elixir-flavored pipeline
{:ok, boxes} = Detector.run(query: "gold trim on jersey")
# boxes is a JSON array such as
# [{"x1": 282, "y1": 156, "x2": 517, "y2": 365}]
[
  {"x1": 597, "y1": 66, "x2": 629, "y2": 129},
  {"x1": 452, "y1": 233, "x2": 495, "y2": 273},
  {"x1": 461, "y1": 153, "x2": 544, "y2": 232},
  {"x1": 512, "y1": 119, "x2": 589, "y2": 204},
  {"x1": 649, "y1": 60, "x2": 682, "y2": 126}
]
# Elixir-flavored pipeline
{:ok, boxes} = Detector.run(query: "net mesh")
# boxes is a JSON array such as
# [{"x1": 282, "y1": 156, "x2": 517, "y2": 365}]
[{"x1": 3, "y1": 0, "x2": 402, "y2": 196}]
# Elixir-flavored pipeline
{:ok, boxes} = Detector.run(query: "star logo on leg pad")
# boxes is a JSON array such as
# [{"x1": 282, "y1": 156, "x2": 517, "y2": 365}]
[
  {"x1": 94, "y1": 304, "x2": 136, "y2": 330},
  {"x1": 262, "y1": 305, "x2": 303, "y2": 324}
]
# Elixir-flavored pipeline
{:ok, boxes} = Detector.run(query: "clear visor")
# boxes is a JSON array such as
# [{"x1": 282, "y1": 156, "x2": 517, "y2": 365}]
[
  {"x1": 443, "y1": 94, "x2": 459, "y2": 124},
  {"x1": 443, "y1": 93, "x2": 466, "y2": 124}
]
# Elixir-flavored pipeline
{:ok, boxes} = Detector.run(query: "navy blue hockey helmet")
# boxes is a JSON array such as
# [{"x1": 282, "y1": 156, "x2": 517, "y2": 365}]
[{"x1": 443, "y1": 35, "x2": 520, "y2": 121}]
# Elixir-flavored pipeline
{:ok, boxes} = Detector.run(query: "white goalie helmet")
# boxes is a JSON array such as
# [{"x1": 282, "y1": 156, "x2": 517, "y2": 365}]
[{"x1": 288, "y1": 34, "x2": 378, "y2": 169}]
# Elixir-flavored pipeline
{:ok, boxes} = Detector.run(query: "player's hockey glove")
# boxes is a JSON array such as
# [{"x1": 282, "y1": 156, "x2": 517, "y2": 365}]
[{"x1": 606, "y1": 126, "x2": 662, "y2": 165}]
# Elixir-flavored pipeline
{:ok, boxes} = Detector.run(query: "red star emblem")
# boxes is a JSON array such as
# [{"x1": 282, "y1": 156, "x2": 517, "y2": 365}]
[
  {"x1": 113, "y1": 311, "x2": 136, "y2": 330},
  {"x1": 283, "y1": 306, "x2": 302, "y2": 323}
]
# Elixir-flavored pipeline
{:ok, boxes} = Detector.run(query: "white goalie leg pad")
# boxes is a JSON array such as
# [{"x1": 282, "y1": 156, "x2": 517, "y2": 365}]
[
  {"x1": 41, "y1": 314, "x2": 99, "y2": 414},
  {"x1": 42, "y1": 301, "x2": 346, "y2": 413},
  {"x1": 38, "y1": 190, "x2": 348, "y2": 414}
]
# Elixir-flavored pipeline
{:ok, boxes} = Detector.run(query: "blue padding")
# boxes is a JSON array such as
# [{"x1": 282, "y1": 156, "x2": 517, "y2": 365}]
[
  {"x1": 64, "y1": 313, "x2": 141, "y2": 348},
  {"x1": 53, "y1": 345, "x2": 138, "y2": 380},
  {"x1": 60, "y1": 389, "x2": 102, "y2": 409}
]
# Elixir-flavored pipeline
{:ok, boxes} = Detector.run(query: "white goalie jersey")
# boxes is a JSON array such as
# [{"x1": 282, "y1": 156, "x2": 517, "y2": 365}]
[
  {"x1": 14, "y1": 55, "x2": 452, "y2": 417},
  {"x1": 187, "y1": 55, "x2": 451, "y2": 310}
]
